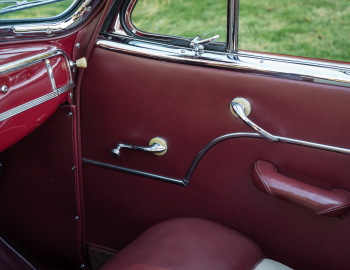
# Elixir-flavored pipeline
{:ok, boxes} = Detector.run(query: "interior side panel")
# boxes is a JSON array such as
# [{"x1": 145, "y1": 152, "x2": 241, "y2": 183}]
[
  {"x1": 80, "y1": 47, "x2": 350, "y2": 270},
  {"x1": 0, "y1": 105, "x2": 78, "y2": 270}
]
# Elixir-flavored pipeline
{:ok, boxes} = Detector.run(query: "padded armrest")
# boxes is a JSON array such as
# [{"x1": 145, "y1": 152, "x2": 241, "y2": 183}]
[{"x1": 252, "y1": 160, "x2": 350, "y2": 217}]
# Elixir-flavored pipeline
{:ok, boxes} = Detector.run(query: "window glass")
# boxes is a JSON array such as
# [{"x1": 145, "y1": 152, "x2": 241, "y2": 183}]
[
  {"x1": 0, "y1": 0, "x2": 76, "y2": 20},
  {"x1": 131, "y1": 0, "x2": 227, "y2": 42},
  {"x1": 239, "y1": 0, "x2": 350, "y2": 62}
]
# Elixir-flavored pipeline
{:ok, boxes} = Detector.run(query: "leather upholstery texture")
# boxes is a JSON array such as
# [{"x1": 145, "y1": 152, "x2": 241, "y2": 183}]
[
  {"x1": 101, "y1": 218, "x2": 264, "y2": 270},
  {"x1": 81, "y1": 48, "x2": 350, "y2": 270},
  {"x1": 252, "y1": 160, "x2": 350, "y2": 217}
]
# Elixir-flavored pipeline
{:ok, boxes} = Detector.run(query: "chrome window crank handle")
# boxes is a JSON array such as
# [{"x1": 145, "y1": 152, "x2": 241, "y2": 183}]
[{"x1": 111, "y1": 137, "x2": 167, "y2": 158}]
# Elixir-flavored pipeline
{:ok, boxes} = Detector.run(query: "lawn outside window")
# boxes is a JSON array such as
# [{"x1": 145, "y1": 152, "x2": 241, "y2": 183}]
[{"x1": 129, "y1": 0, "x2": 350, "y2": 62}]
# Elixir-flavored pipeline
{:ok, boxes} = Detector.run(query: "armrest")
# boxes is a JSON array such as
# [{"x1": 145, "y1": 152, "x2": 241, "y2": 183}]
[{"x1": 252, "y1": 160, "x2": 350, "y2": 217}]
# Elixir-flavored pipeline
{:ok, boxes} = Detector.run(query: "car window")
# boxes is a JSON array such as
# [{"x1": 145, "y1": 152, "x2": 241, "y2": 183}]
[
  {"x1": 0, "y1": 0, "x2": 76, "y2": 20},
  {"x1": 131, "y1": 0, "x2": 227, "y2": 42},
  {"x1": 239, "y1": 0, "x2": 350, "y2": 62}
]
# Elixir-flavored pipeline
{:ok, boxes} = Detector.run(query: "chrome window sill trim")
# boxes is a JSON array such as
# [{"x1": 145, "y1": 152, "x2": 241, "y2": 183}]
[
  {"x1": 0, "y1": 0, "x2": 92, "y2": 36},
  {"x1": 84, "y1": 132, "x2": 350, "y2": 187},
  {"x1": 0, "y1": 81, "x2": 74, "y2": 122},
  {"x1": 97, "y1": 39, "x2": 350, "y2": 88}
]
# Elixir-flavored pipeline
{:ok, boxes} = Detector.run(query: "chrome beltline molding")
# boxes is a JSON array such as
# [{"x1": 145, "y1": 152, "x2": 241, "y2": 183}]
[
  {"x1": 83, "y1": 132, "x2": 350, "y2": 187},
  {"x1": 97, "y1": 39, "x2": 350, "y2": 88},
  {"x1": 0, "y1": 82, "x2": 74, "y2": 122}
]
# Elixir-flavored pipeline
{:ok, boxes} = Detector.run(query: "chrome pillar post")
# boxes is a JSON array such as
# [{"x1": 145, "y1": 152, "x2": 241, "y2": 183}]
[{"x1": 227, "y1": 0, "x2": 240, "y2": 53}]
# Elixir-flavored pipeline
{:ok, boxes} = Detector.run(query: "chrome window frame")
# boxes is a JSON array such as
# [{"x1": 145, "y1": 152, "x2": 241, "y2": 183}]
[
  {"x1": 108, "y1": 0, "x2": 350, "y2": 88},
  {"x1": 0, "y1": 0, "x2": 95, "y2": 37},
  {"x1": 0, "y1": 0, "x2": 80, "y2": 24},
  {"x1": 120, "y1": 0, "x2": 228, "y2": 51}
]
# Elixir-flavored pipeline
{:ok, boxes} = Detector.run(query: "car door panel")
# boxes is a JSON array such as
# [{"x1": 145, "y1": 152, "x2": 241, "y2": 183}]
[{"x1": 80, "y1": 47, "x2": 350, "y2": 270}]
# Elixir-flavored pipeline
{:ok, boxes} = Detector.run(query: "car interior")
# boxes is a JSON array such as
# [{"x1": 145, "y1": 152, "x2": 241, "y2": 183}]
[{"x1": 0, "y1": 0, "x2": 350, "y2": 269}]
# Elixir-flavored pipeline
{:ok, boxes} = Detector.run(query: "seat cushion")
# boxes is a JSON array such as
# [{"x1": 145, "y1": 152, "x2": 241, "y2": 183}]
[{"x1": 101, "y1": 218, "x2": 264, "y2": 270}]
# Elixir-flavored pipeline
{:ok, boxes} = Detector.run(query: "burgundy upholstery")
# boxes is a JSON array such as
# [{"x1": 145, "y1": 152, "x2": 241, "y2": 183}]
[
  {"x1": 101, "y1": 218, "x2": 264, "y2": 270},
  {"x1": 252, "y1": 160, "x2": 350, "y2": 217}
]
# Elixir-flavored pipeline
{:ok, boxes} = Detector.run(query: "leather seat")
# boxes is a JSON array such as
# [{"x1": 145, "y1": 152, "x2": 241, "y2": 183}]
[{"x1": 101, "y1": 218, "x2": 292, "y2": 270}]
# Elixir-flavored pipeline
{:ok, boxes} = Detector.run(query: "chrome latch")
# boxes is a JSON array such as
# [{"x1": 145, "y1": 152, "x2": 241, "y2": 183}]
[{"x1": 190, "y1": 35, "x2": 220, "y2": 56}]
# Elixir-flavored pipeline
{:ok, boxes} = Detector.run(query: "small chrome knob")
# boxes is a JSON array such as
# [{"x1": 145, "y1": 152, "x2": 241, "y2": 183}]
[{"x1": 1, "y1": 85, "x2": 8, "y2": 93}]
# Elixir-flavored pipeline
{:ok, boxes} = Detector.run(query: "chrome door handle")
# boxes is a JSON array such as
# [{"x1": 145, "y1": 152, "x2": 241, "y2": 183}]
[
  {"x1": 230, "y1": 99, "x2": 279, "y2": 142},
  {"x1": 111, "y1": 137, "x2": 167, "y2": 158}
]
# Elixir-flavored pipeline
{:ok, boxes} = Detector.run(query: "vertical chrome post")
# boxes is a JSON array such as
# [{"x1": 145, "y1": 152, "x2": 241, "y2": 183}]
[{"x1": 227, "y1": 0, "x2": 240, "y2": 53}]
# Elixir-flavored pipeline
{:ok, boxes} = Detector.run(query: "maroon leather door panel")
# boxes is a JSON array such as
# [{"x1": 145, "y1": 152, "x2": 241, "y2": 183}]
[{"x1": 80, "y1": 47, "x2": 350, "y2": 270}]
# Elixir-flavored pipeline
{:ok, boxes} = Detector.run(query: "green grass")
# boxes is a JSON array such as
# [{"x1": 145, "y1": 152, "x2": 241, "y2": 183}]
[
  {"x1": 239, "y1": 0, "x2": 350, "y2": 62},
  {"x1": 132, "y1": 0, "x2": 227, "y2": 42},
  {"x1": 132, "y1": 0, "x2": 350, "y2": 62},
  {"x1": 0, "y1": 0, "x2": 75, "y2": 20},
  {"x1": 1, "y1": 0, "x2": 349, "y2": 62}
]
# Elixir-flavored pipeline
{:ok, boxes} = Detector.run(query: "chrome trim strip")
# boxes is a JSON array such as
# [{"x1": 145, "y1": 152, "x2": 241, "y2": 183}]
[
  {"x1": 278, "y1": 136, "x2": 350, "y2": 155},
  {"x1": 227, "y1": 0, "x2": 239, "y2": 53},
  {"x1": 230, "y1": 100, "x2": 350, "y2": 151},
  {"x1": 0, "y1": 0, "x2": 92, "y2": 35},
  {"x1": 0, "y1": 82, "x2": 74, "y2": 122},
  {"x1": 45, "y1": 59, "x2": 57, "y2": 91},
  {"x1": 185, "y1": 133, "x2": 261, "y2": 180},
  {"x1": 97, "y1": 39, "x2": 350, "y2": 88},
  {"x1": 0, "y1": 49, "x2": 70, "y2": 75},
  {"x1": 57, "y1": 83, "x2": 74, "y2": 95},
  {"x1": 185, "y1": 133, "x2": 350, "y2": 180},
  {"x1": 82, "y1": 158, "x2": 187, "y2": 186},
  {"x1": 83, "y1": 132, "x2": 350, "y2": 187},
  {"x1": 0, "y1": 48, "x2": 74, "y2": 121}
]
